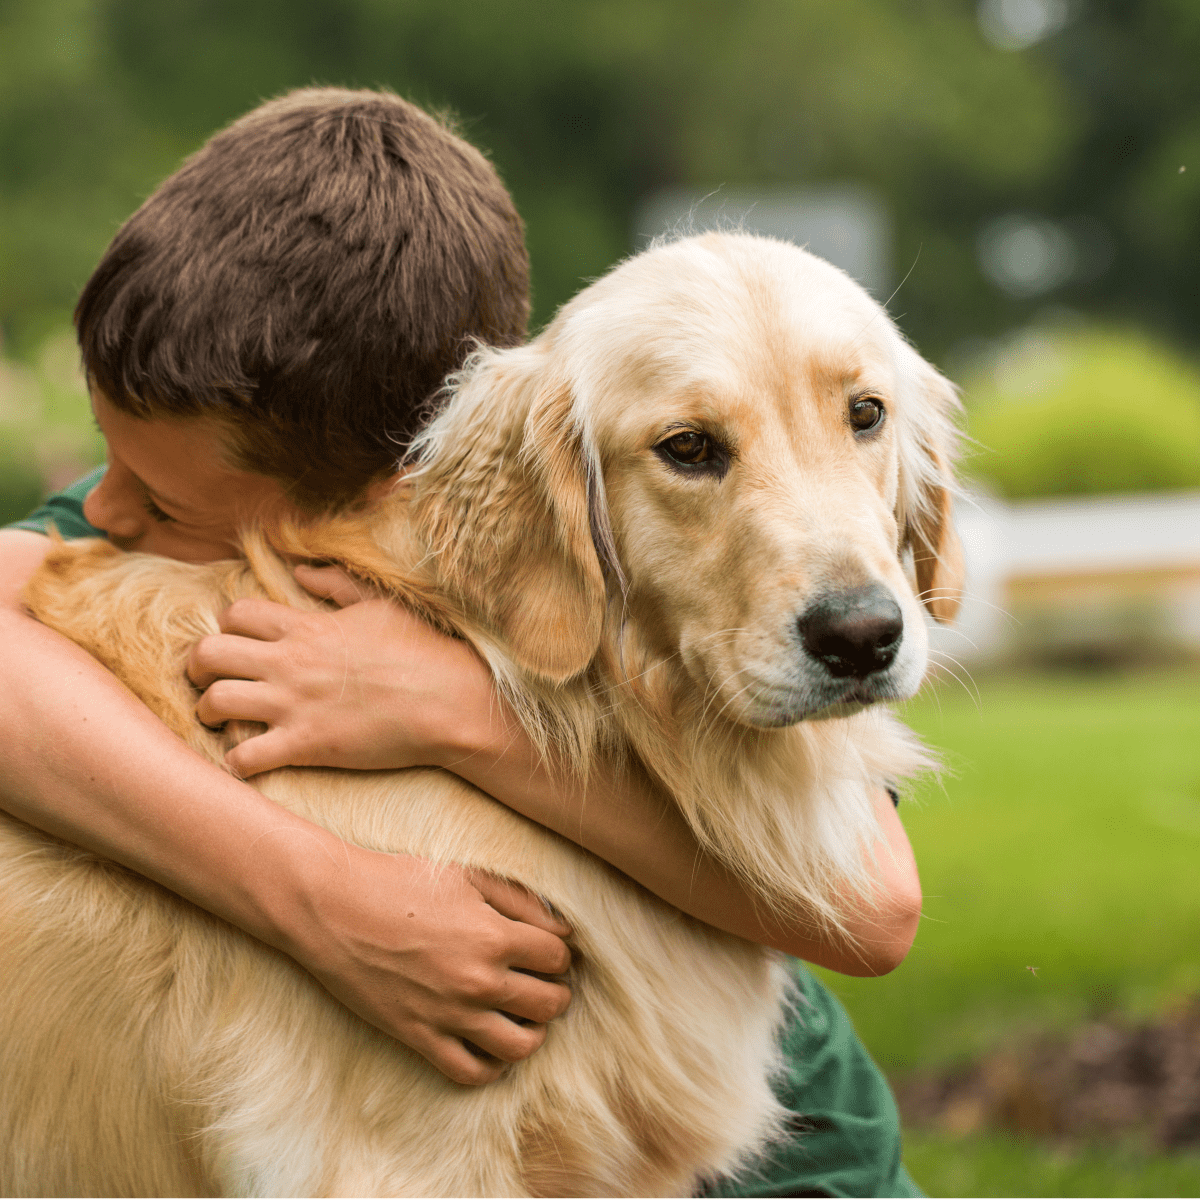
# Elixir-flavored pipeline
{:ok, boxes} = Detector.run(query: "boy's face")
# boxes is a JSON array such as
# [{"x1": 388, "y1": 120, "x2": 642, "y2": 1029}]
[{"x1": 84, "y1": 389, "x2": 301, "y2": 563}]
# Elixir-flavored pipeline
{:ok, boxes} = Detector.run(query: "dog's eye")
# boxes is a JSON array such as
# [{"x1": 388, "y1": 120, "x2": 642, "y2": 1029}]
[
  {"x1": 656, "y1": 431, "x2": 728, "y2": 476},
  {"x1": 848, "y1": 397, "x2": 885, "y2": 434},
  {"x1": 663, "y1": 432, "x2": 712, "y2": 463}
]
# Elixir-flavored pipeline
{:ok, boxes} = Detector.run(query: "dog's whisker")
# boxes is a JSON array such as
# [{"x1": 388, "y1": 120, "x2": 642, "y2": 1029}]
[
  {"x1": 918, "y1": 586, "x2": 1020, "y2": 628},
  {"x1": 925, "y1": 651, "x2": 982, "y2": 711},
  {"x1": 927, "y1": 623, "x2": 982, "y2": 652},
  {"x1": 690, "y1": 626, "x2": 751, "y2": 645}
]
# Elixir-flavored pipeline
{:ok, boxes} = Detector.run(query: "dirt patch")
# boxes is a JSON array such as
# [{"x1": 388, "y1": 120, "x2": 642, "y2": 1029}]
[{"x1": 894, "y1": 998, "x2": 1200, "y2": 1150}]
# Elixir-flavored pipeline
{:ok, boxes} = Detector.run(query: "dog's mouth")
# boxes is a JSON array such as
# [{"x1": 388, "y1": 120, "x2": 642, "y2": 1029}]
[
  {"x1": 799, "y1": 678, "x2": 907, "y2": 722},
  {"x1": 734, "y1": 675, "x2": 900, "y2": 727},
  {"x1": 731, "y1": 656, "x2": 921, "y2": 727}
]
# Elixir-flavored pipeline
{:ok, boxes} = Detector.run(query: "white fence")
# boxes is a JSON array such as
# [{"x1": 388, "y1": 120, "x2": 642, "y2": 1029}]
[{"x1": 931, "y1": 490, "x2": 1200, "y2": 662}]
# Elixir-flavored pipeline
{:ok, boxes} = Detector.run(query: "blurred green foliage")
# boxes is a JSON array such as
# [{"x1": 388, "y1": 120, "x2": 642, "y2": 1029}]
[
  {"x1": 964, "y1": 326, "x2": 1200, "y2": 498},
  {"x1": 0, "y1": 329, "x2": 105, "y2": 513},
  {"x1": 3, "y1": 0, "x2": 1193, "y2": 358},
  {"x1": 0, "y1": 440, "x2": 43, "y2": 525}
]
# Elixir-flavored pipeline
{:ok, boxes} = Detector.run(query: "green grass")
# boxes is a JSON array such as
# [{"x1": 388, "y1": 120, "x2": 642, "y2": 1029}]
[
  {"x1": 810, "y1": 669, "x2": 1200, "y2": 1195},
  {"x1": 904, "y1": 1131, "x2": 1200, "y2": 1197},
  {"x1": 816, "y1": 668, "x2": 1200, "y2": 1072}
]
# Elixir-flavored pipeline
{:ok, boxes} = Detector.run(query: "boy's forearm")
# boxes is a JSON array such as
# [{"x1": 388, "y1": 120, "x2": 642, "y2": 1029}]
[
  {"x1": 437, "y1": 710, "x2": 921, "y2": 974},
  {"x1": 0, "y1": 596, "x2": 326, "y2": 955}
]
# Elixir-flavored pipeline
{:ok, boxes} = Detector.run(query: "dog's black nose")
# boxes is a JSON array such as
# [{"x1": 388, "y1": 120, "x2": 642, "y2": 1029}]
[{"x1": 798, "y1": 586, "x2": 904, "y2": 679}]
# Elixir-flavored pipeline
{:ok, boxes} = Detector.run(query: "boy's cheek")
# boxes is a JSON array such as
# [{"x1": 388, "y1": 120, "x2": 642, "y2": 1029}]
[{"x1": 121, "y1": 524, "x2": 242, "y2": 564}]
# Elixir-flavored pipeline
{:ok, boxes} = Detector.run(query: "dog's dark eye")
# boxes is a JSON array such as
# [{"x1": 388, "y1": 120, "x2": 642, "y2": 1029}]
[
  {"x1": 655, "y1": 430, "x2": 729, "y2": 477},
  {"x1": 663, "y1": 432, "x2": 712, "y2": 463},
  {"x1": 848, "y1": 397, "x2": 885, "y2": 434}
]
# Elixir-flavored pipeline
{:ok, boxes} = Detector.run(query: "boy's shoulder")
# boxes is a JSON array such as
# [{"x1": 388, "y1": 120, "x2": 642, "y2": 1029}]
[{"x1": 6, "y1": 466, "x2": 106, "y2": 540}]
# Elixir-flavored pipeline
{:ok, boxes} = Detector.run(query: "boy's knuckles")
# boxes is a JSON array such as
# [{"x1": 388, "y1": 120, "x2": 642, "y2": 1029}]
[
  {"x1": 288, "y1": 611, "x2": 329, "y2": 639},
  {"x1": 458, "y1": 967, "x2": 508, "y2": 1003},
  {"x1": 200, "y1": 679, "x2": 240, "y2": 714},
  {"x1": 534, "y1": 985, "x2": 572, "y2": 1022},
  {"x1": 522, "y1": 933, "x2": 572, "y2": 976},
  {"x1": 483, "y1": 1022, "x2": 545, "y2": 1064},
  {"x1": 466, "y1": 924, "x2": 513, "y2": 964},
  {"x1": 547, "y1": 941, "x2": 573, "y2": 975}
]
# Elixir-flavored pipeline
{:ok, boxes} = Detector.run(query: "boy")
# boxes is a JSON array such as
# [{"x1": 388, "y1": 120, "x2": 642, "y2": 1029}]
[{"x1": 2, "y1": 87, "x2": 920, "y2": 1194}]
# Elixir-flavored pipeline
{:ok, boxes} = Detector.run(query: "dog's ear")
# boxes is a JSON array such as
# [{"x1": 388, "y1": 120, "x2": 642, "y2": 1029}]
[
  {"x1": 897, "y1": 350, "x2": 965, "y2": 625},
  {"x1": 410, "y1": 350, "x2": 606, "y2": 683}
]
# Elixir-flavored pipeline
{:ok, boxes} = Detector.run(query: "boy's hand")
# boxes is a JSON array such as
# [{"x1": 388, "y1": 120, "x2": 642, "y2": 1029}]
[
  {"x1": 282, "y1": 843, "x2": 572, "y2": 1086},
  {"x1": 187, "y1": 565, "x2": 491, "y2": 779}
]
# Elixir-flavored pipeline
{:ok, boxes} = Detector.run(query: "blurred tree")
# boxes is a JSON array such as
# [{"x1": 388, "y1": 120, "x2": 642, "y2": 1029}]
[
  {"x1": 0, "y1": 0, "x2": 1193, "y2": 374},
  {"x1": 1034, "y1": 0, "x2": 1200, "y2": 347},
  {"x1": 0, "y1": 0, "x2": 1072, "y2": 359}
]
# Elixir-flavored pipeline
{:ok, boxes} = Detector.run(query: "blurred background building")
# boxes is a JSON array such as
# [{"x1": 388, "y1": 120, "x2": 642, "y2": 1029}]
[{"x1": 634, "y1": 184, "x2": 892, "y2": 297}]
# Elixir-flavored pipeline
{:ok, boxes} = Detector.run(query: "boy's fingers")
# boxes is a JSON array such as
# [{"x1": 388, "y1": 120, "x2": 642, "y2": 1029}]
[
  {"x1": 463, "y1": 1012, "x2": 550, "y2": 1065},
  {"x1": 194, "y1": 679, "x2": 281, "y2": 729},
  {"x1": 504, "y1": 922, "x2": 574, "y2": 979},
  {"x1": 187, "y1": 633, "x2": 275, "y2": 688},
  {"x1": 472, "y1": 872, "x2": 572, "y2": 938},
  {"x1": 493, "y1": 972, "x2": 572, "y2": 1026},
  {"x1": 217, "y1": 597, "x2": 300, "y2": 640},
  {"x1": 224, "y1": 728, "x2": 295, "y2": 778},
  {"x1": 294, "y1": 563, "x2": 368, "y2": 608},
  {"x1": 423, "y1": 1035, "x2": 507, "y2": 1087}
]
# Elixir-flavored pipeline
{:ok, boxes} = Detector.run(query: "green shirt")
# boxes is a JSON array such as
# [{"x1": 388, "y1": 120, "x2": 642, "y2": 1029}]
[
  {"x1": 702, "y1": 963, "x2": 920, "y2": 1198},
  {"x1": 8, "y1": 465, "x2": 106, "y2": 540},
  {"x1": 9, "y1": 474, "x2": 919, "y2": 1199}
]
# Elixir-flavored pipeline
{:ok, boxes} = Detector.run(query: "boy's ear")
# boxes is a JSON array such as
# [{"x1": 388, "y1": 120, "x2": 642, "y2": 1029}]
[
  {"x1": 411, "y1": 354, "x2": 606, "y2": 683},
  {"x1": 898, "y1": 352, "x2": 965, "y2": 625}
]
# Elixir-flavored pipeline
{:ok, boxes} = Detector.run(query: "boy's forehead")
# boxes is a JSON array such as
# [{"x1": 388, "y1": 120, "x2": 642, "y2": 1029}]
[{"x1": 91, "y1": 389, "x2": 279, "y2": 511}]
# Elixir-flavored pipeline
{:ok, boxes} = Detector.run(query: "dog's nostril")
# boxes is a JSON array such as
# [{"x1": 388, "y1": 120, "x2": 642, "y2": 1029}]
[{"x1": 798, "y1": 586, "x2": 904, "y2": 680}]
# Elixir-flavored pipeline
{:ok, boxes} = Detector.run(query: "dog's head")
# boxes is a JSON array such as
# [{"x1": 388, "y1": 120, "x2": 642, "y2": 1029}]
[{"x1": 410, "y1": 233, "x2": 962, "y2": 725}]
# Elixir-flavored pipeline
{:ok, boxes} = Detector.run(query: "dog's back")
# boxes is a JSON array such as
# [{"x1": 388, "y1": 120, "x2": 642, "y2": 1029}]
[{"x1": 3, "y1": 537, "x2": 789, "y2": 1197}]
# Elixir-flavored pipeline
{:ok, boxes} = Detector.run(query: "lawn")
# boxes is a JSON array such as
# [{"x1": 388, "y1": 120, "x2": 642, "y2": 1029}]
[
  {"x1": 903, "y1": 1131, "x2": 1200, "y2": 1197},
  {"x1": 811, "y1": 668, "x2": 1200, "y2": 1195}
]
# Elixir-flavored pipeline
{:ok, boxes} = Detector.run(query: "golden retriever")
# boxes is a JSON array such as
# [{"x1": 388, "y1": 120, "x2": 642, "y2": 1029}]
[{"x1": 2, "y1": 232, "x2": 962, "y2": 1197}]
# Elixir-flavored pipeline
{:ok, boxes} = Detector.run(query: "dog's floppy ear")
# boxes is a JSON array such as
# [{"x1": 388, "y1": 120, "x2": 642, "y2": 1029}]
[
  {"x1": 897, "y1": 350, "x2": 965, "y2": 625},
  {"x1": 410, "y1": 348, "x2": 606, "y2": 683}
]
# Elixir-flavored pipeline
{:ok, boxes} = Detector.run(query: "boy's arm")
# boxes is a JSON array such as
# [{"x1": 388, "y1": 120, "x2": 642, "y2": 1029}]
[
  {"x1": 191, "y1": 567, "x2": 922, "y2": 974},
  {"x1": 0, "y1": 530, "x2": 572, "y2": 1086},
  {"x1": 440, "y1": 738, "x2": 920, "y2": 976}
]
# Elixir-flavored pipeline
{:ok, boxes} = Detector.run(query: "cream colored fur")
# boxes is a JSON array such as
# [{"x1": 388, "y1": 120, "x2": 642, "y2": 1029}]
[{"x1": 3, "y1": 233, "x2": 962, "y2": 1197}]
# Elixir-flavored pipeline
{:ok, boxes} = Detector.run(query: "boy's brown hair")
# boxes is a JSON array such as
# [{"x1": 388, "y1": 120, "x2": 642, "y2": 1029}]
[{"x1": 76, "y1": 87, "x2": 530, "y2": 511}]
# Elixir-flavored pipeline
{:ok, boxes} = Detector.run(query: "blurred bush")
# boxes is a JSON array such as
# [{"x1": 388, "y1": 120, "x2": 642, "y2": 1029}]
[
  {"x1": 0, "y1": 327, "x2": 104, "y2": 514},
  {"x1": 964, "y1": 326, "x2": 1200, "y2": 499},
  {"x1": 0, "y1": 441, "x2": 44, "y2": 525}
]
